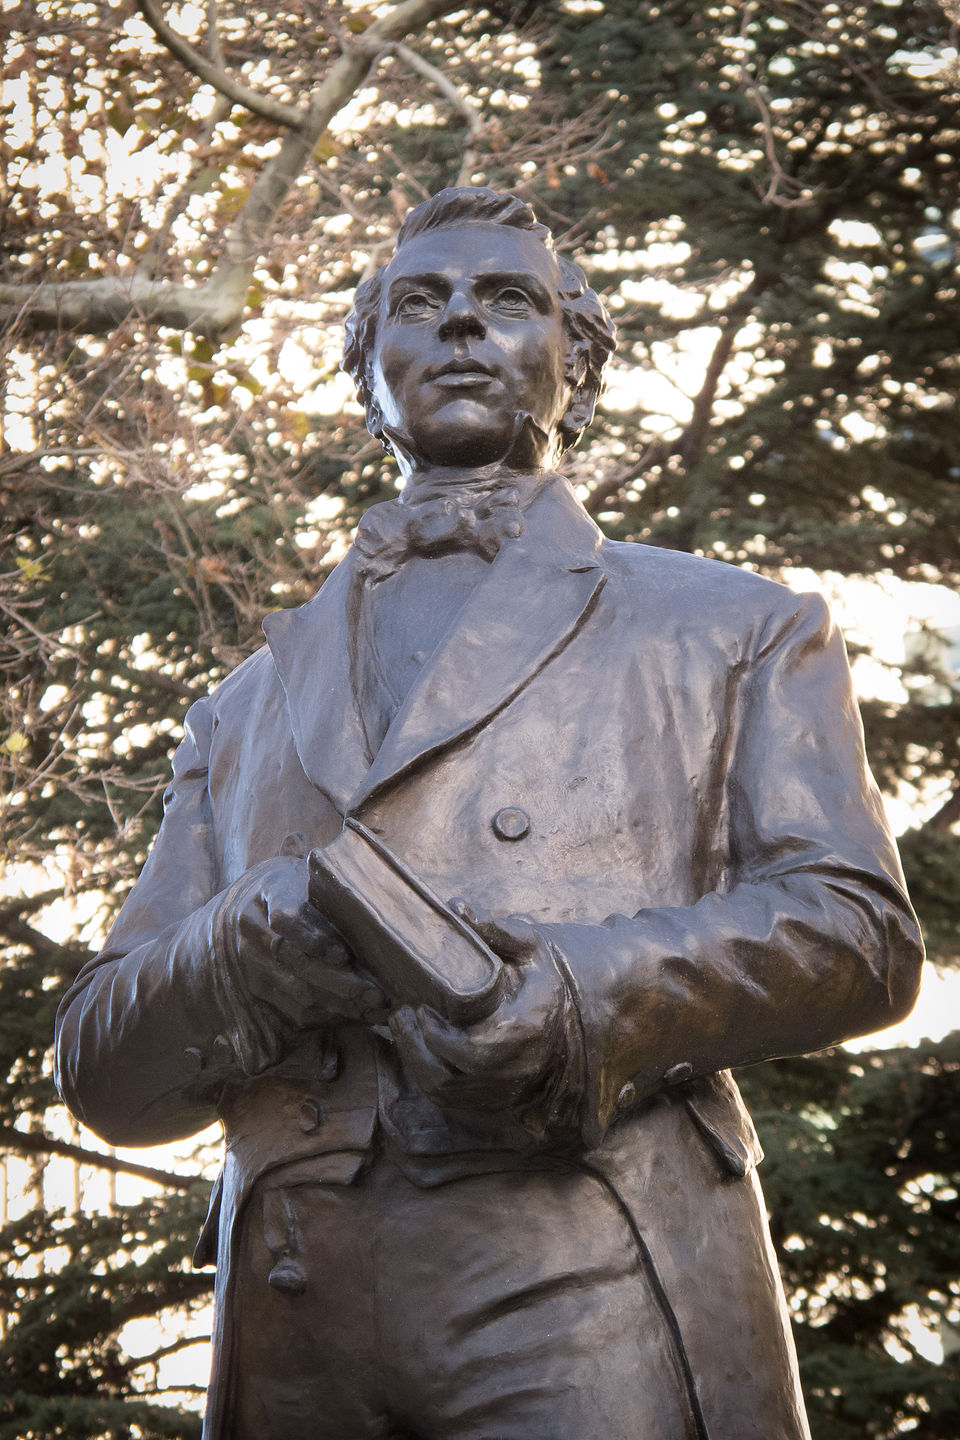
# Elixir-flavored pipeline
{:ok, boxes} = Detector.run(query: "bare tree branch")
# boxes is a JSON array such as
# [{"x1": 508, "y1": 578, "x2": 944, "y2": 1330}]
[
  {"x1": 0, "y1": 446, "x2": 120, "y2": 477},
  {"x1": 0, "y1": 913, "x2": 66, "y2": 964},
  {"x1": 582, "y1": 443, "x2": 669, "y2": 516},
  {"x1": 0, "y1": 273, "x2": 245, "y2": 338},
  {"x1": 731, "y1": 4, "x2": 815, "y2": 211},
  {"x1": 389, "y1": 41, "x2": 484, "y2": 186},
  {"x1": 678, "y1": 320, "x2": 742, "y2": 471},
  {"x1": 208, "y1": 0, "x2": 463, "y2": 285},
  {"x1": 129, "y1": 1333, "x2": 213, "y2": 1370},
  {"x1": 134, "y1": 0, "x2": 307, "y2": 130},
  {"x1": 0, "y1": 0, "x2": 469, "y2": 338},
  {"x1": 205, "y1": 0, "x2": 225, "y2": 69},
  {"x1": 0, "y1": 1126, "x2": 205, "y2": 1189},
  {"x1": 135, "y1": 95, "x2": 232, "y2": 280},
  {"x1": 740, "y1": 82, "x2": 816, "y2": 209},
  {"x1": 923, "y1": 786, "x2": 960, "y2": 834}
]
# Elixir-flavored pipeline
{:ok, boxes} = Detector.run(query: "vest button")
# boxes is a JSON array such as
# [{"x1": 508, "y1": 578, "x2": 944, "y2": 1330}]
[
  {"x1": 297, "y1": 1100, "x2": 323, "y2": 1134},
  {"x1": 267, "y1": 1257, "x2": 307, "y2": 1294},
  {"x1": 492, "y1": 806, "x2": 530, "y2": 842},
  {"x1": 664, "y1": 1062, "x2": 694, "y2": 1086}
]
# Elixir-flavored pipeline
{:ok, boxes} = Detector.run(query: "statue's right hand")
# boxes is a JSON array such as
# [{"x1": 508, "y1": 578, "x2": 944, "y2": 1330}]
[{"x1": 216, "y1": 855, "x2": 388, "y2": 1027}]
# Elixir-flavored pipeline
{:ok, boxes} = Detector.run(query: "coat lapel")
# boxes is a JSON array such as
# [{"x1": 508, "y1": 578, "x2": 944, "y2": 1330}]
[
  {"x1": 261, "y1": 552, "x2": 371, "y2": 816},
  {"x1": 349, "y1": 478, "x2": 606, "y2": 811},
  {"x1": 263, "y1": 479, "x2": 607, "y2": 818}
]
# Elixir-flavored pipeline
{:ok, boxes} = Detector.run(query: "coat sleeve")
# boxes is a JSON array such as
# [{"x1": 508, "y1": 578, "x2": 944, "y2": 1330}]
[
  {"x1": 540, "y1": 589, "x2": 924, "y2": 1147},
  {"x1": 54, "y1": 695, "x2": 281, "y2": 1148}
]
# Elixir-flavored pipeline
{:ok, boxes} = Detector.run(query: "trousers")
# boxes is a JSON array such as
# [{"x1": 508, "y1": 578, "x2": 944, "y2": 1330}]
[{"x1": 229, "y1": 1150, "x2": 702, "y2": 1440}]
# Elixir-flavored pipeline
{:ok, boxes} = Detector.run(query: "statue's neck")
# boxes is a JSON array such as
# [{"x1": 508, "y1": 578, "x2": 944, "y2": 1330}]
[
  {"x1": 400, "y1": 463, "x2": 555, "y2": 508},
  {"x1": 382, "y1": 412, "x2": 562, "y2": 493}
]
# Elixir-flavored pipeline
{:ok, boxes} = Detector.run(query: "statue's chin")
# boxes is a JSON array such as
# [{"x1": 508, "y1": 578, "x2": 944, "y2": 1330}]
[{"x1": 383, "y1": 412, "x2": 557, "y2": 478}]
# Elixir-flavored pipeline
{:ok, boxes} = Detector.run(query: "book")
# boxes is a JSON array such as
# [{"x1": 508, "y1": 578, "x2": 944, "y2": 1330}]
[{"x1": 307, "y1": 818, "x2": 504, "y2": 1024}]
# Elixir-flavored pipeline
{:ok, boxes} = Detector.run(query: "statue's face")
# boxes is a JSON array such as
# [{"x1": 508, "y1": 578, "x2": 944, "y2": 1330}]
[{"x1": 371, "y1": 224, "x2": 572, "y2": 469}]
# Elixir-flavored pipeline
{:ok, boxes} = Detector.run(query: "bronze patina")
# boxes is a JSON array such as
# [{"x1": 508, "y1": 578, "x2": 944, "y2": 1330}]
[{"x1": 56, "y1": 188, "x2": 923, "y2": 1440}]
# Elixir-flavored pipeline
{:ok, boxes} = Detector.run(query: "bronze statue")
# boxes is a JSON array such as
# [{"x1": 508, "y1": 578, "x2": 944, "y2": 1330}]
[{"x1": 55, "y1": 188, "x2": 924, "y2": 1440}]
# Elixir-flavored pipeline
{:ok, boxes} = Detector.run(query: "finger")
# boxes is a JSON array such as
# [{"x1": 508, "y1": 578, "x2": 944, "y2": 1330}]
[
  {"x1": 313, "y1": 963, "x2": 386, "y2": 1011},
  {"x1": 469, "y1": 913, "x2": 538, "y2": 962},
  {"x1": 243, "y1": 958, "x2": 317, "y2": 1024},
  {"x1": 409, "y1": 1001, "x2": 533, "y2": 1074},
  {"x1": 390, "y1": 1007, "x2": 459, "y2": 1096},
  {"x1": 405, "y1": 1006, "x2": 474, "y2": 1071},
  {"x1": 237, "y1": 906, "x2": 276, "y2": 961},
  {"x1": 268, "y1": 954, "x2": 387, "y2": 1025},
  {"x1": 395, "y1": 1012, "x2": 531, "y2": 1108},
  {"x1": 329, "y1": 974, "x2": 390, "y2": 1023},
  {"x1": 268, "y1": 902, "x2": 339, "y2": 958},
  {"x1": 448, "y1": 897, "x2": 484, "y2": 927}
]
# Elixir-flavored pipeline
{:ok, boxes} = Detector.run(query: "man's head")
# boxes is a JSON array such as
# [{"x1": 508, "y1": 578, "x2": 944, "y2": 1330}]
[{"x1": 343, "y1": 188, "x2": 616, "y2": 471}]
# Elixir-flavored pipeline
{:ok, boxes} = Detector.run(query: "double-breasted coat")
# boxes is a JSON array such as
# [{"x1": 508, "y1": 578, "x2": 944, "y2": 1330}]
[{"x1": 55, "y1": 477, "x2": 923, "y2": 1440}]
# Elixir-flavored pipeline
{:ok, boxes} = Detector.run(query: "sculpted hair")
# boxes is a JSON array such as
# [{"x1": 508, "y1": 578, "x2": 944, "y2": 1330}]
[{"x1": 342, "y1": 186, "x2": 617, "y2": 453}]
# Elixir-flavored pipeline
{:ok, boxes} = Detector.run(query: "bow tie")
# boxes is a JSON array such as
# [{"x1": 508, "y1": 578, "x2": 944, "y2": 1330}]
[{"x1": 353, "y1": 475, "x2": 547, "y2": 583}]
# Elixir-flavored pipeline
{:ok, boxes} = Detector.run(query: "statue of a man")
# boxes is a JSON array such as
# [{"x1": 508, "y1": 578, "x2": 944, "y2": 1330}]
[{"x1": 56, "y1": 188, "x2": 923, "y2": 1440}]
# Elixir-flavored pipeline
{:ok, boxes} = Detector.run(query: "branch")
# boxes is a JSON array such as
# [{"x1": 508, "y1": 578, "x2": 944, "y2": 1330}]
[
  {"x1": 205, "y1": 0, "x2": 225, "y2": 69},
  {"x1": 0, "y1": 273, "x2": 246, "y2": 338},
  {"x1": 677, "y1": 321, "x2": 741, "y2": 470},
  {"x1": 0, "y1": 914, "x2": 64, "y2": 964},
  {"x1": 138, "y1": 1383, "x2": 209, "y2": 1396},
  {"x1": 135, "y1": 94, "x2": 232, "y2": 280},
  {"x1": 583, "y1": 443, "x2": 668, "y2": 517},
  {"x1": 134, "y1": 0, "x2": 306, "y2": 130},
  {"x1": 0, "y1": 1126, "x2": 205, "y2": 1190},
  {"x1": 210, "y1": 0, "x2": 464, "y2": 282},
  {"x1": 389, "y1": 41, "x2": 484, "y2": 186},
  {"x1": 922, "y1": 786, "x2": 960, "y2": 834},
  {"x1": 675, "y1": 273, "x2": 772, "y2": 475},
  {"x1": 1, "y1": 0, "x2": 469, "y2": 338},
  {"x1": 105, "y1": 655, "x2": 203, "y2": 703},
  {"x1": 129, "y1": 1333, "x2": 212, "y2": 1370},
  {"x1": 732, "y1": 3, "x2": 815, "y2": 212},
  {"x1": 390, "y1": 41, "x2": 481, "y2": 136},
  {"x1": 0, "y1": 446, "x2": 109, "y2": 477},
  {"x1": 786, "y1": 121, "x2": 952, "y2": 246},
  {"x1": 0, "y1": 876, "x2": 109, "y2": 925},
  {"x1": 741, "y1": 82, "x2": 814, "y2": 209}
]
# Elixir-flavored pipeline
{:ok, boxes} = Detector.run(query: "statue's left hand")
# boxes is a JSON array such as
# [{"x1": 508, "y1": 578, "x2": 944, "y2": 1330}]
[{"x1": 388, "y1": 910, "x2": 567, "y2": 1112}]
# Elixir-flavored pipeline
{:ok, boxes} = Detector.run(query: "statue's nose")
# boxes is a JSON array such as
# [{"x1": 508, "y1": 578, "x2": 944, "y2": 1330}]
[{"x1": 437, "y1": 289, "x2": 485, "y2": 341}]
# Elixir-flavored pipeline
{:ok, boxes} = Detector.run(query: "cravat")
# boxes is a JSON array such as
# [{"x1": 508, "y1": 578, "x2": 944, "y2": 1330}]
[
  {"x1": 348, "y1": 473, "x2": 551, "y2": 757},
  {"x1": 353, "y1": 477, "x2": 544, "y2": 584}
]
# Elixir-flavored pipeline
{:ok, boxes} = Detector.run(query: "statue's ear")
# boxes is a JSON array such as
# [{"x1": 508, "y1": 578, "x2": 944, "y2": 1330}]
[
  {"x1": 559, "y1": 340, "x2": 598, "y2": 449},
  {"x1": 364, "y1": 361, "x2": 386, "y2": 444}
]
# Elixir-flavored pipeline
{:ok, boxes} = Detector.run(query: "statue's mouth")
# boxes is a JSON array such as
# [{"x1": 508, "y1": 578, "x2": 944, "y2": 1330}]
[{"x1": 429, "y1": 358, "x2": 496, "y2": 384}]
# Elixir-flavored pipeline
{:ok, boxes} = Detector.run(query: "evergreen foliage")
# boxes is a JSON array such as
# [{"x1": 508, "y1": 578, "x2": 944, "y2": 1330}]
[{"x1": 2, "y1": 2, "x2": 958, "y2": 1434}]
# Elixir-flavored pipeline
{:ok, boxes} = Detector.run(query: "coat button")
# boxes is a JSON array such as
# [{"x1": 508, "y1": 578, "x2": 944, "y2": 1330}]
[
  {"x1": 664, "y1": 1062, "x2": 694, "y2": 1086},
  {"x1": 267, "y1": 1257, "x2": 307, "y2": 1294},
  {"x1": 617, "y1": 1081, "x2": 637, "y2": 1110},
  {"x1": 492, "y1": 807, "x2": 530, "y2": 841},
  {"x1": 297, "y1": 1100, "x2": 323, "y2": 1134}
]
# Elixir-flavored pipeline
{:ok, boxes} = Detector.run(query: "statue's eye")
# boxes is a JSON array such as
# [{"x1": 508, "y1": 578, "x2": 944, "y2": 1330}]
[
  {"x1": 394, "y1": 292, "x2": 437, "y2": 320},
  {"x1": 490, "y1": 287, "x2": 532, "y2": 315}
]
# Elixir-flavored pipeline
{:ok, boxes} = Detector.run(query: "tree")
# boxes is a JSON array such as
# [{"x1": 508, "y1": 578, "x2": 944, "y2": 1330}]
[{"x1": 2, "y1": 2, "x2": 959, "y2": 1435}]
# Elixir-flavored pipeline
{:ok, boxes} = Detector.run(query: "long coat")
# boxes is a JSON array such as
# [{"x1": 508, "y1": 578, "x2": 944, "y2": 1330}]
[{"x1": 55, "y1": 477, "x2": 923, "y2": 1440}]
